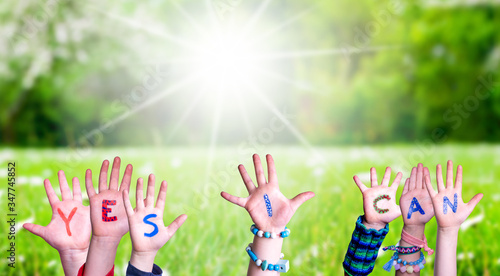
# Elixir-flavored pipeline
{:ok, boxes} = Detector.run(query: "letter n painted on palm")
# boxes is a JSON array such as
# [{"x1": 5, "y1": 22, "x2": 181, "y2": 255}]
[{"x1": 443, "y1": 193, "x2": 458, "y2": 214}]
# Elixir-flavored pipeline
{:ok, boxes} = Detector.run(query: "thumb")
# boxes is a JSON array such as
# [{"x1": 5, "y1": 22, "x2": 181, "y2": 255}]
[
  {"x1": 291, "y1": 191, "x2": 315, "y2": 212},
  {"x1": 466, "y1": 193, "x2": 483, "y2": 215},
  {"x1": 23, "y1": 223, "x2": 45, "y2": 238}
]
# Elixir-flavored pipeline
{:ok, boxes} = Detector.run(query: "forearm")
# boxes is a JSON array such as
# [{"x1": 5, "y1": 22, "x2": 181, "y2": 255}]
[
  {"x1": 343, "y1": 216, "x2": 389, "y2": 276},
  {"x1": 59, "y1": 249, "x2": 88, "y2": 276},
  {"x1": 130, "y1": 250, "x2": 157, "y2": 273},
  {"x1": 84, "y1": 236, "x2": 120, "y2": 276},
  {"x1": 395, "y1": 225, "x2": 424, "y2": 276},
  {"x1": 434, "y1": 226, "x2": 459, "y2": 276},
  {"x1": 247, "y1": 235, "x2": 284, "y2": 276}
]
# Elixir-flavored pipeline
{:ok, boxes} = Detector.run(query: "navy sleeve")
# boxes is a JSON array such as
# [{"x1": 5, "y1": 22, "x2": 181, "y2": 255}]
[{"x1": 126, "y1": 262, "x2": 163, "y2": 276}]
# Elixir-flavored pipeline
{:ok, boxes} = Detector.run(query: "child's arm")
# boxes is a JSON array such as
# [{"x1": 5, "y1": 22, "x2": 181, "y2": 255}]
[
  {"x1": 390, "y1": 164, "x2": 435, "y2": 275},
  {"x1": 83, "y1": 157, "x2": 132, "y2": 276},
  {"x1": 344, "y1": 167, "x2": 402, "y2": 276},
  {"x1": 23, "y1": 171, "x2": 91, "y2": 276},
  {"x1": 424, "y1": 160, "x2": 483, "y2": 276},
  {"x1": 221, "y1": 154, "x2": 315, "y2": 276},
  {"x1": 122, "y1": 174, "x2": 187, "y2": 275}
]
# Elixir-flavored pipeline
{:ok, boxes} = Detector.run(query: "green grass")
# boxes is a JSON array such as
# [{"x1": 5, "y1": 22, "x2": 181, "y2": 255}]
[{"x1": 0, "y1": 145, "x2": 498, "y2": 275}]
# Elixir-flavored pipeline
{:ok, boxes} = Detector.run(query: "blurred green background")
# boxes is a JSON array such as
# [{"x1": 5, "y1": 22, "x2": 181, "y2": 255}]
[{"x1": 0, "y1": 0, "x2": 499, "y2": 275}]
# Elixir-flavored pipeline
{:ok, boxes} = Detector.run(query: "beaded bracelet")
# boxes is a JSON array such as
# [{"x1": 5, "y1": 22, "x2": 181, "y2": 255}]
[
  {"x1": 383, "y1": 251, "x2": 425, "y2": 273},
  {"x1": 246, "y1": 243, "x2": 289, "y2": 273},
  {"x1": 383, "y1": 245, "x2": 421, "y2": 255},
  {"x1": 250, "y1": 224, "x2": 290, "y2": 239}
]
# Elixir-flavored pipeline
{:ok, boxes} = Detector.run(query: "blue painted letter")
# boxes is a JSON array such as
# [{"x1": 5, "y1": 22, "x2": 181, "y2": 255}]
[
  {"x1": 443, "y1": 193, "x2": 458, "y2": 214},
  {"x1": 263, "y1": 194, "x2": 273, "y2": 217},
  {"x1": 143, "y1": 214, "x2": 159, "y2": 237},
  {"x1": 407, "y1": 197, "x2": 426, "y2": 219}
]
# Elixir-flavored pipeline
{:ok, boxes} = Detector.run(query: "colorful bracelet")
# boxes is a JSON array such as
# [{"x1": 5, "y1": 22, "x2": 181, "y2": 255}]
[
  {"x1": 383, "y1": 251, "x2": 425, "y2": 273},
  {"x1": 383, "y1": 245, "x2": 421, "y2": 255},
  {"x1": 343, "y1": 216, "x2": 389, "y2": 276},
  {"x1": 250, "y1": 224, "x2": 290, "y2": 239},
  {"x1": 246, "y1": 243, "x2": 289, "y2": 273}
]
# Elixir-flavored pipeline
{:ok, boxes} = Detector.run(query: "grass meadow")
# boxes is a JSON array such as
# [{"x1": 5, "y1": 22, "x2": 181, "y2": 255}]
[{"x1": 0, "y1": 145, "x2": 498, "y2": 275}]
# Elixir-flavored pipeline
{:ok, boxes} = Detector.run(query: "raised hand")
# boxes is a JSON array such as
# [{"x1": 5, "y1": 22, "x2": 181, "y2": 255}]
[
  {"x1": 353, "y1": 167, "x2": 402, "y2": 229},
  {"x1": 424, "y1": 160, "x2": 483, "y2": 229},
  {"x1": 424, "y1": 160, "x2": 483, "y2": 276},
  {"x1": 123, "y1": 174, "x2": 187, "y2": 272},
  {"x1": 85, "y1": 156, "x2": 132, "y2": 238},
  {"x1": 400, "y1": 164, "x2": 435, "y2": 227},
  {"x1": 23, "y1": 170, "x2": 91, "y2": 276},
  {"x1": 221, "y1": 154, "x2": 315, "y2": 233},
  {"x1": 83, "y1": 156, "x2": 132, "y2": 276}
]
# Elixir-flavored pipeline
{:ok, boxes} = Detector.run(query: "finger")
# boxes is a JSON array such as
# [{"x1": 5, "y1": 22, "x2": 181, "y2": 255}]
[
  {"x1": 465, "y1": 193, "x2": 483, "y2": 215},
  {"x1": 290, "y1": 191, "x2": 315, "y2": 212},
  {"x1": 166, "y1": 214, "x2": 188, "y2": 237},
  {"x1": 436, "y1": 164, "x2": 445, "y2": 192},
  {"x1": 391, "y1": 172, "x2": 403, "y2": 191},
  {"x1": 266, "y1": 154, "x2": 278, "y2": 184},
  {"x1": 253, "y1": 154, "x2": 267, "y2": 185},
  {"x1": 455, "y1": 165, "x2": 463, "y2": 195},
  {"x1": 122, "y1": 190, "x2": 134, "y2": 216},
  {"x1": 58, "y1": 170, "x2": 72, "y2": 201},
  {"x1": 446, "y1": 160, "x2": 454, "y2": 189},
  {"x1": 98, "y1": 160, "x2": 110, "y2": 192},
  {"x1": 238, "y1": 164, "x2": 256, "y2": 194},
  {"x1": 370, "y1": 167, "x2": 378, "y2": 187},
  {"x1": 416, "y1": 163, "x2": 424, "y2": 190},
  {"x1": 145, "y1": 174, "x2": 156, "y2": 207},
  {"x1": 85, "y1": 169, "x2": 97, "y2": 198},
  {"x1": 380, "y1": 167, "x2": 391, "y2": 186},
  {"x1": 403, "y1": 178, "x2": 410, "y2": 195},
  {"x1": 220, "y1": 191, "x2": 247, "y2": 207},
  {"x1": 23, "y1": 223, "x2": 45, "y2": 238},
  {"x1": 423, "y1": 167, "x2": 431, "y2": 190},
  {"x1": 424, "y1": 173, "x2": 438, "y2": 197},
  {"x1": 155, "y1": 181, "x2": 168, "y2": 211},
  {"x1": 72, "y1": 177, "x2": 83, "y2": 202},
  {"x1": 44, "y1": 179, "x2": 60, "y2": 206},
  {"x1": 353, "y1": 176, "x2": 368, "y2": 193},
  {"x1": 136, "y1": 178, "x2": 145, "y2": 209},
  {"x1": 409, "y1": 167, "x2": 417, "y2": 191},
  {"x1": 109, "y1": 157, "x2": 121, "y2": 190},
  {"x1": 119, "y1": 164, "x2": 133, "y2": 192}
]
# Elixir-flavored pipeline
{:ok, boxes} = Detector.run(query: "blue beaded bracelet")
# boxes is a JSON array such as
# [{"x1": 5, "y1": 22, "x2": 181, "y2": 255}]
[
  {"x1": 250, "y1": 224, "x2": 290, "y2": 239},
  {"x1": 246, "y1": 243, "x2": 289, "y2": 273}
]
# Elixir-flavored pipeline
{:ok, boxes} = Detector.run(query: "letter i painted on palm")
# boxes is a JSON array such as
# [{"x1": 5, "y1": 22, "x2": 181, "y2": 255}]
[
  {"x1": 263, "y1": 194, "x2": 273, "y2": 217},
  {"x1": 443, "y1": 193, "x2": 458, "y2": 214}
]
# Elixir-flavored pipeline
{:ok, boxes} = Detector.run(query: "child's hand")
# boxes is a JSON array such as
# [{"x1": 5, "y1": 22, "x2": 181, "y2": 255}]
[
  {"x1": 400, "y1": 163, "x2": 435, "y2": 227},
  {"x1": 221, "y1": 154, "x2": 315, "y2": 232},
  {"x1": 123, "y1": 174, "x2": 187, "y2": 258},
  {"x1": 23, "y1": 170, "x2": 91, "y2": 276},
  {"x1": 85, "y1": 157, "x2": 132, "y2": 239},
  {"x1": 353, "y1": 167, "x2": 402, "y2": 230},
  {"x1": 424, "y1": 160, "x2": 483, "y2": 229}
]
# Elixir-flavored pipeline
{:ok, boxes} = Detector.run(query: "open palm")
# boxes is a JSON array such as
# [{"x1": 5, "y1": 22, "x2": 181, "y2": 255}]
[
  {"x1": 400, "y1": 164, "x2": 435, "y2": 226},
  {"x1": 221, "y1": 154, "x2": 315, "y2": 233},
  {"x1": 424, "y1": 161, "x2": 483, "y2": 229},
  {"x1": 123, "y1": 174, "x2": 187, "y2": 253},
  {"x1": 85, "y1": 157, "x2": 132, "y2": 238},
  {"x1": 353, "y1": 167, "x2": 402, "y2": 228},
  {"x1": 23, "y1": 171, "x2": 91, "y2": 252}
]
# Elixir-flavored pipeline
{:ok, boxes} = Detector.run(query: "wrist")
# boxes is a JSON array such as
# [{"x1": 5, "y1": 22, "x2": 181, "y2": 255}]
[
  {"x1": 58, "y1": 248, "x2": 88, "y2": 261},
  {"x1": 362, "y1": 216, "x2": 386, "y2": 231},
  {"x1": 89, "y1": 235, "x2": 121, "y2": 250},
  {"x1": 438, "y1": 225, "x2": 460, "y2": 234},
  {"x1": 130, "y1": 250, "x2": 157, "y2": 273},
  {"x1": 402, "y1": 224, "x2": 425, "y2": 239}
]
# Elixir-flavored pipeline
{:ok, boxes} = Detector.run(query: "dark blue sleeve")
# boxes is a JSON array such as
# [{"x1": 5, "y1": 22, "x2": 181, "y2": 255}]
[{"x1": 126, "y1": 262, "x2": 163, "y2": 276}]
